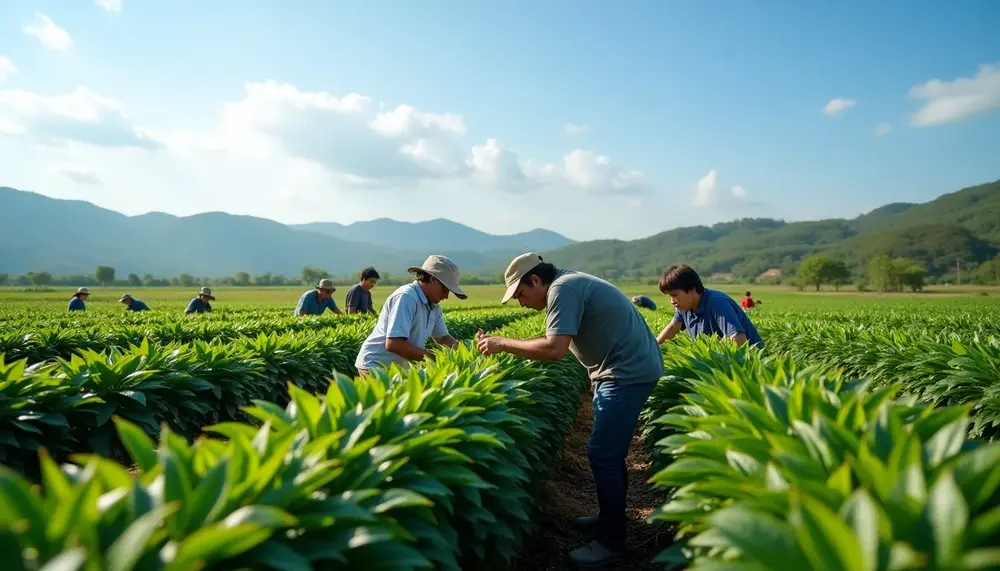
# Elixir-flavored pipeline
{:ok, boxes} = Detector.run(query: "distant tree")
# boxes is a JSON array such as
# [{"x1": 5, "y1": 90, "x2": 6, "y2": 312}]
[
  {"x1": 127, "y1": 273, "x2": 142, "y2": 287},
  {"x1": 179, "y1": 273, "x2": 195, "y2": 288},
  {"x1": 0, "y1": 273, "x2": 8, "y2": 286},
  {"x1": 795, "y1": 254, "x2": 847, "y2": 291},
  {"x1": 301, "y1": 266, "x2": 328, "y2": 285},
  {"x1": 95, "y1": 265, "x2": 116, "y2": 286},
  {"x1": 894, "y1": 259, "x2": 927, "y2": 292},
  {"x1": 234, "y1": 271, "x2": 251, "y2": 286},
  {"x1": 13, "y1": 275, "x2": 29, "y2": 286},
  {"x1": 867, "y1": 254, "x2": 895, "y2": 292},
  {"x1": 28, "y1": 271, "x2": 53, "y2": 287}
]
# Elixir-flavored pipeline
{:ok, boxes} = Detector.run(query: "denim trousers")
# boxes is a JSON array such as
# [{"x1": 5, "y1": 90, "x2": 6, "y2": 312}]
[{"x1": 588, "y1": 378, "x2": 657, "y2": 551}]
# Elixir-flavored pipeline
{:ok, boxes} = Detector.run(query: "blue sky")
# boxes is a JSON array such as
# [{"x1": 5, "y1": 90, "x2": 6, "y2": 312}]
[{"x1": 0, "y1": 0, "x2": 998, "y2": 241}]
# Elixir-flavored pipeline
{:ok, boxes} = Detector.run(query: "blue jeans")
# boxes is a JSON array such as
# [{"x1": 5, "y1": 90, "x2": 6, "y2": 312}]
[{"x1": 588, "y1": 379, "x2": 657, "y2": 551}]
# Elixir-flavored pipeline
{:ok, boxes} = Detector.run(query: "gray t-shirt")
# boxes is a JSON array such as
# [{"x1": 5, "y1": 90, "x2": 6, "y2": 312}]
[
  {"x1": 345, "y1": 283, "x2": 375, "y2": 314},
  {"x1": 546, "y1": 270, "x2": 664, "y2": 385}
]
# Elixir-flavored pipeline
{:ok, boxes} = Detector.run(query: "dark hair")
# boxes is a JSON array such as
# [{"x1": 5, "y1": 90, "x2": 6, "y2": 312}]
[
  {"x1": 361, "y1": 267, "x2": 380, "y2": 281},
  {"x1": 414, "y1": 270, "x2": 433, "y2": 284},
  {"x1": 659, "y1": 264, "x2": 704, "y2": 295},
  {"x1": 745, "y1": 291, "x2": 751, "y2": 297},
  {"x1": 520, "y1": 261, "x2": 558, "y2": 286}
]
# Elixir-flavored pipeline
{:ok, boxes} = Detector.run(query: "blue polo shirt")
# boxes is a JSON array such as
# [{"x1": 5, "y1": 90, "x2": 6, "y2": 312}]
[
  {"x1": 68, "y1": 297, "x2": 85, "y2": 311},
  {"x1": 185, "y1": 297, "x2": 212, "y2": 313},
  {"x1": 126, "y1": 300, "x2": 150, "y2": 311},
  {"x1": 671, "y1": 288, "x2": 763, "y2": 348},
  {"x1": 294, "y1": 289, "x2": 339, "y2": 316}
]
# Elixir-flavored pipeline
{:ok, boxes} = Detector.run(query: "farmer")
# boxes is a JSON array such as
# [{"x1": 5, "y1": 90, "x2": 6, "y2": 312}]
[
  {"x1": 185, "y1": 287, "x2": 215, "y2": 314},
  {"x1": 740, "y1": 291, "x2": 758, "y2": 311},
  {"x1": 67, "y1": 287, "x2": 89, "y2": 311},
  {"x1": 345, "y1": 267, "x2": 380, "y2": 315},
  {"x1": 354, "y1": 255, "x2": 465, "y2": 376},
  {"x1": 118, "y1": 294, "x2": 150, "y2": 311},
  {"x1": 631, "y1": 294, "x2": 657, "y2": 310},
  {"x1": 475, "y1": 253, "x2": 664, "y2": 566},
  {"x1": 294, "y1": 278, "x2": 343, "y2": 316},
  {"x1": 655, "y1": 265, "x2": 763, "y2": 348}
]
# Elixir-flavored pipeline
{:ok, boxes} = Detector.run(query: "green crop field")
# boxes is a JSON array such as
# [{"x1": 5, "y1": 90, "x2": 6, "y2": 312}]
[{"x1": 1, "y1": 284, "x2": 999, "y2": 570}]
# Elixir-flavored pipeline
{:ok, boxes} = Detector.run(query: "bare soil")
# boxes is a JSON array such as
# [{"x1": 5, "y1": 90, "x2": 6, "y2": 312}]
[{"x1": 512, "y1": 392, "x2": 673, "y2": 570}]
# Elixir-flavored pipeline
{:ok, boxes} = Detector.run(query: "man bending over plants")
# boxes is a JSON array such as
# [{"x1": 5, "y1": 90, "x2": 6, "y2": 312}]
[
  {"x1": 655, "y1": 264, "x2": 764, "y2": 348},
  {"x1": 475, "y1": 252, "x2": 664, "y2": 567}
]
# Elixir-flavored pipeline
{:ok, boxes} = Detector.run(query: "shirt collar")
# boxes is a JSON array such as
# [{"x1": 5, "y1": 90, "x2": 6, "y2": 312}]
[
  {"x1": 410, "y1": 281, "x2": 433, "y2": 308},
  {"x1": 693, "y1": 290, "x2": 709, "y2": 316}
]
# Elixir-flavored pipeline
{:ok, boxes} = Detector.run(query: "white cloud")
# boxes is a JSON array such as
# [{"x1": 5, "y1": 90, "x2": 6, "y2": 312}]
[
  {"x1": 874, "y1": 123, "x2": 892, "y2": 136},
  {"x1": 468, "y1": 138, "x2": 533, "y2": 190},
  {"x1": 564, "y1": 122, "x2": 588, "y2": 134},
  {"x1": 553, "y1": 149, "x2": 646, "y2": 194},
  {"x1": 822, "y1": 97, "x2": 856, "y2": 116},
  {"x1": 0, "y1": 57, "x2": 16, "y2": 83},
  {"x1": 909, "y1": 63, "x2": 1000, "y2": 127},
  {"x1": 693, "y1": 169, "x2": 717, "y2": 206},
  {"x1": 731, "y1": 185, "x2": 747, "y2": 198},
  {"x1": 0, "y1": 86, "x2": 164, "y2": 149},
  {"x1": 96, "y1": 0, "x2": 123, "y2": 12},
  {"x1": 24, "y1": 14, "x2": 73, "y2": 52}
]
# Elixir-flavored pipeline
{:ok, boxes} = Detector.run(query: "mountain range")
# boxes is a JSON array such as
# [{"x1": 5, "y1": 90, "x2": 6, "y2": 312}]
[{"x1": 1, "y1": 178, "x2": 998, "y2": 279}]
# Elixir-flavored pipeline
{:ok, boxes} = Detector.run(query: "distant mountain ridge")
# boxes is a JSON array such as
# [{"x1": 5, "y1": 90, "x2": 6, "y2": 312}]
[
  {"x1": 1, "y1": 179, "x2": 998, "y2": 280},
  {"x1": 522, "y1": 179, "x2": 1000, "y2": 279},
  {"x1": 0, "y1": 187, "x2": 574, "y2": 276}
]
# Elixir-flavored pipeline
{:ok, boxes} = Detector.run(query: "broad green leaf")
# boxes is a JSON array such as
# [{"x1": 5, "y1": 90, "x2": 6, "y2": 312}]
[
  {"x1": 790, "y1": 490, "x2": 865, "y2": 571},
  {"x1": 706, "y1": 506, "x2": 810, "y2": 569}
]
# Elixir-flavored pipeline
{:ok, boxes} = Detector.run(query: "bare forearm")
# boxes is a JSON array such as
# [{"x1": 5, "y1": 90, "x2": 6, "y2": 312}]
[
  {"x1": 657, "y1": 321, "x2": 681, "y2": 344},
  {"x1": 386, "y1": 338, "x2": 434, "y2": 361}
]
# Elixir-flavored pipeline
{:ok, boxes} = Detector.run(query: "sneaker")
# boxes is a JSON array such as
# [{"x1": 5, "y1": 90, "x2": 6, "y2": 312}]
[
  {"x1": 571, "y1": 514, "x2": 599, "y2": 531},
  {"x1": 568, "y1": 540, "x2": 624, "y2": 567}
]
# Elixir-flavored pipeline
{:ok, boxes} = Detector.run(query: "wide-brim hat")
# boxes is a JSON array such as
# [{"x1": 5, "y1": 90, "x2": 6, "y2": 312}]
[
  {"x1": 198, "y1": 287, "x2": 216, "y2": 300},
  {"x1": 407, "y1": 255, "x2": 467, "y2": 299},
  {"x1": 119, "y1": 294, "x2": 133, "y2": 302},
  {"x1": 75, "y1": 287, "x2": 90, "y2": 296},
  {"x1": 501, "y1": 252, "x2": 544, "y2": 304},
  {"x1": 316, "y1": 278, "x2": 336, "y2": 292}
]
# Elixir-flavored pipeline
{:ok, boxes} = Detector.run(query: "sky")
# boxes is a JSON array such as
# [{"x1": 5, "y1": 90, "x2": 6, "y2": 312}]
[{"x1": 0, "y1": 0, "x2": 998, "y2": 242}]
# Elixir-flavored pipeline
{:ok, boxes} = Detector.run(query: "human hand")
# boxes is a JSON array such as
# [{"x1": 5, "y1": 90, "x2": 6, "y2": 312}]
[{"x1": 476, "y1": 334, "x2": 504, "y2": 356}]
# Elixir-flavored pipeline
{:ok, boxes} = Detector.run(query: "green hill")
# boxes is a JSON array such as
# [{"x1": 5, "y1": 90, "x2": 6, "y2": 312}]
[{"x1": 527, "y1": 179, "x2": 1000, "y2": 280}]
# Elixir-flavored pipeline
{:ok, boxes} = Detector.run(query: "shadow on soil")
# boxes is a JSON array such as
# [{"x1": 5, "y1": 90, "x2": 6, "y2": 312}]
[{"x1": 512, "y1": 392, "x2": 674, "y2": 570}]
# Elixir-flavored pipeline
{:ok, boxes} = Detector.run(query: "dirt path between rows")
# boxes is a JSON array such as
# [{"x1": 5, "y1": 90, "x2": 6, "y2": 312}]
[{"x1": 512, "y1": 392, "x2": 673, "y2": 570}]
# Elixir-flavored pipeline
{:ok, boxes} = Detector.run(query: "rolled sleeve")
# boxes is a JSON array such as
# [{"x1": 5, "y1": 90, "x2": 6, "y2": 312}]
[{"x1": 545, "y1": 285, "x2": 583, "y2": 337}]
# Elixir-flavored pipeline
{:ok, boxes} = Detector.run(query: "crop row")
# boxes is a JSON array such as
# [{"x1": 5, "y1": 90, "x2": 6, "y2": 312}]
[
  {"x1": 762, "y1": 323, "x2": 1000, "y2": 440},
  {"x1": 0, "y1": 343, "x2": 589, "y2": 570},
  {"x1": 0, "y1": 308, "x2": 530, "y2": 365},
  {"x1": 0, "y1": 310, "x2": 537, "y2": 478},
  {"x1": 637, "y1": 337, "x2": 1000, "y2": 570}
]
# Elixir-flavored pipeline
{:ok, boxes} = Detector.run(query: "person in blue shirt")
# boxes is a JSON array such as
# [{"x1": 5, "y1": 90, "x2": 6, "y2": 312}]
[
  {"x1": 294, "y1": 278, "x2": 343, "y2": 316},
  {"x1": 185, "y1": 287, "x2": 215, "y2": 314},
  {"x1": 655, "y1": 264, "x2": 763, "y2": 348},
  {"x1": 118, "y1": 293, "x2": 150, "y2": 311},
  {"x1": 68, "y1": 287, "x2": 89, "y2": 311}
]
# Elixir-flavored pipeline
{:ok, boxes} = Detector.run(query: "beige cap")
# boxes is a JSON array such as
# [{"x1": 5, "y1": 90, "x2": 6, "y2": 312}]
[
  {"x1": 76, "y1": 287, "x2": 90, "y2": 295},
  {"x1": 501, "y1": 252, "x2": 545, "y2": 304},
  {"x1": 119, "y1": 293, "x2": 133, "y2": 302},
  {"x1": 199, "y1": 287, "x2": 216, "y2": 300},
  {"x1": 316, "y1": 278, "x2": 336, "y2": 291},
  {"x1": 407, "y1": 255, "x2": 467, "y2": 299}
]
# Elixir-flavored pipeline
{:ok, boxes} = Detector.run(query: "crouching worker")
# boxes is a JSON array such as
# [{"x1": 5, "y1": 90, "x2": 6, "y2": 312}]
[
  {"x1": 119, "y1": 294, "x2": 150, "y2": 311},
  {"x1": 655, "y1": 264, "x2": 763, "y2": 348},
  {"x1": 475, "y1": 253, "x2": 664, "y2": 566},
  {"x1": 294, "y1": 279, "x2": 343, "y2": 316},
  {"x1": 354, "y1": 255, "x2": 465, "y2": 376},
  {"x1": 186, "y1": 287, "x2": 215, "y2": 314},
  {"x1": 68, "y1": 287, "x2": 89, "y2": 311}
]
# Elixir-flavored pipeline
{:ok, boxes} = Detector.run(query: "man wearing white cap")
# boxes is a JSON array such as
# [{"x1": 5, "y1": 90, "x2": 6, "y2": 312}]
[
  {"x1": 294, "y1": 278, "x2": 343, "y2": 316},
  {"x1": 475, "y1": 253, "x2": 664, "y2": 566},
  {"x1": 354, "y1": 255, "x2": 466, "y2": 375}
]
